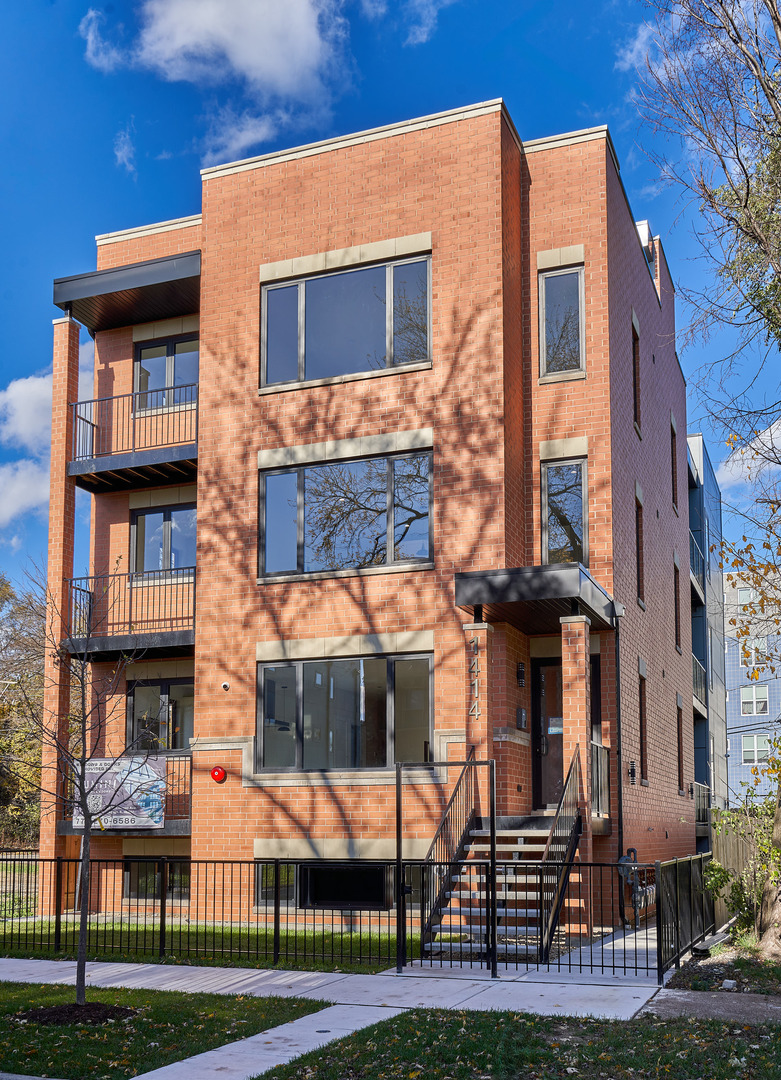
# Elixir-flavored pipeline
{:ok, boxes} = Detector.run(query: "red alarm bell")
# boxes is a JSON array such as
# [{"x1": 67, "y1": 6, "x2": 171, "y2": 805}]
[{"x1": 210, "y1": 766, "x2": 227, "y2": 784}]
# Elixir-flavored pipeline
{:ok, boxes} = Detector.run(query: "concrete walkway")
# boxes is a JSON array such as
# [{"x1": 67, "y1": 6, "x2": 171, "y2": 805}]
[{"x1": 1, "y1": 958, "x2": 779, "y2": 1080}]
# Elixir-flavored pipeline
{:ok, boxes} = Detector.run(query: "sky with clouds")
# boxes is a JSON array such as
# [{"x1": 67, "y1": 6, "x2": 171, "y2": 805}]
[{"x1": 0, "y1": 0, "x2": 769, "y2": 586}]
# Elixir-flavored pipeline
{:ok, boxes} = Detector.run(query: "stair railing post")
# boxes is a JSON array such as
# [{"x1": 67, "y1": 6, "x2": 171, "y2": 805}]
[
  {"x1": 655, "y1": 860, "x2": 663, "y2": 984},
  {"x1": 158, "y1": 858, "x2": 168, "y2": 958},
  {"x1": 54, "y1": 857, "x2": 63, "y2": 954},
  {"x1": 396, "y1": 762, "x2": 404, "y2": 973},
  {"x1": 489, "y1": 759, "x2": 497, "y2": 978}
]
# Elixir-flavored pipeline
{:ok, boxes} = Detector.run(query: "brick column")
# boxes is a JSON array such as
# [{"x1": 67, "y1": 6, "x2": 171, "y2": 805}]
[
  {"x1": 40, "y1": 317, "x2": 81, "y2": 861},
  {"x1": 560, "y1": 614, "x2": 592, "y2": 861}
]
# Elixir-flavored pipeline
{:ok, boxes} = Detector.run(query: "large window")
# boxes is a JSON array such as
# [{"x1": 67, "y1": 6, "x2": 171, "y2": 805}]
[
  {"x1": 260, "y1": 452, "x2": 431, "y2": 576},
  {"x1": 542, "y1": 459, "x2": 587, "y2": 565},
  {"x1": 135, "y1": 335, "x2": 198, "y2": 407},
  {"x1": 539, "y1": 267, "x2": 584, "y2": 376},
  {"x1": 740, "y1": 636, "x2": 766, "y2": 668},
  {"x1": 742, "y1": 734, "x2": 771, "y2": 764},
  {"x1": 262, "y1": 258, "x2": 430, "y2": 386},
  {"x1": 257, "y1": 655, "x2": 431, "y2": 770},
  {"x1": 127, "y1": 679, "x2": 194, "y2": 751},
  {"x1": 132, "y1": 505, "x2": 196, "y2": 575},
  {"x1": 741, "y1": 685, "x2": 769, "y2": 715}
]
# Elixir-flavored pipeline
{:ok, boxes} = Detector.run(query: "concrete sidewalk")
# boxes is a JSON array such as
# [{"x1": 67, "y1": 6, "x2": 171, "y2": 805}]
[{"x1": 1, "y1": 958, "x2": 779, "y2": 1080}]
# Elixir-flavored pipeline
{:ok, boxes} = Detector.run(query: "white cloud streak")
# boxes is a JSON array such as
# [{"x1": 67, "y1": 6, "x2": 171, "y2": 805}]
[
  {"x1": 615, "y1": 21, "x2": 656, "y2": 73},
  {"x1": 79, "y1": 9, "x2": 125, "y2": 72},
  {"x1": 114, "y1": 123, "x2": 137, "y2": 176},
  {"x1": 403, "y1": 0, "x2": 456, "y2": 46},
  {"x1": 0, "y1": 460, "x2": 50, "y2": 531},
  {"x1": 0, "y1": 374, "x2": 53, "y2": 457},
  {"x1": 202, "y1": 107, "x2": 282, "y2": 165}
]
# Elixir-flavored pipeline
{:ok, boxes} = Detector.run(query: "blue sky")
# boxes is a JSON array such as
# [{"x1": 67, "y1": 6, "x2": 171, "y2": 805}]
[{"x1": 0, "y1": 0, "x2": 750, "y2": 587}]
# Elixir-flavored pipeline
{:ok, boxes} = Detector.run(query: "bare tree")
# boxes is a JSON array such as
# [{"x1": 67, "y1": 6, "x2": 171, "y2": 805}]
[
  {"x1": 637, "y1": 0, "x2": 781, "y2": 448},
  {"x1": 2, "y1": 569, "x2": 165, "y2": 1006}
]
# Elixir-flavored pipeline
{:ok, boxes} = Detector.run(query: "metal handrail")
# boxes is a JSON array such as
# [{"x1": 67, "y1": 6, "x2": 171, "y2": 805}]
[
  {"x1": 692, "y1": 654, "x2": 707, "y2": 703},
  {"x1": 694, "y1": 782, "x2": 710, "y2": 825},
  {"x1": 689, "y1": 531, "x2": 705, "y2": 591},
  {"x1": 424, "y1": 746, "x2": 476, "y2": 863},
  {"x1": 539, "y1": 745, "x2": 582, "y2": 962},
  {"x1": 71, "y1": 384, "x2": 198, "y2": 461}
]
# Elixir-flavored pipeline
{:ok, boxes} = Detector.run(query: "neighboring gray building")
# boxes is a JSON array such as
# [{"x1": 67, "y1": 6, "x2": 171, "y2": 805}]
[
  {"x1": 725, "y1": 581, "x2": 779, "y2": 802},
  {"x1": 687, "y1": 435, "x2": 728, "y2": 849}
]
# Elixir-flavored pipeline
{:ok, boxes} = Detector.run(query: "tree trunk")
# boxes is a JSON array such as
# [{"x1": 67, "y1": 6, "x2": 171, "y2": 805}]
[
  {"x1": 75, "y1": 825, "x2": 91, "y2": 1006},
  {"x1": 758, "y1": 781, "x2": 781, "y2": 961}
]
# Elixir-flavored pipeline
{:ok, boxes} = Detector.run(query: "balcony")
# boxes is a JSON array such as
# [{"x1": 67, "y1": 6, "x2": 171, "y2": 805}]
[
  {"x1": 692, "y1": 654, "x2": 707, "y2": 712},
  {"x1": 60, "y1": 753, "x2": 192, "y2": 837},
  {"x1": 694, "y1": 781, "x2": 710, "y2": 837},
  {"x1": 689, "y1": 530, "x2": 705, "y2": 604},
  {"x1": 66, "y1": 569, "x2": 195, "y2": 659},
  {"x1": 68, "y1": 385, "x2": 198, "y2": 493}
]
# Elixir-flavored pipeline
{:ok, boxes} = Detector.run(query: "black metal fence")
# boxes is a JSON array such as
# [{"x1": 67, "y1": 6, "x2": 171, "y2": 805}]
[
  {"x1": 0, "y1": 852, "x2": 713, "y2": 981},
  {"x1": 71, "y1": 385, "x2": 198, "y2": 462},
  {"x1": 656, "y1": 853, "x2": 714, "y2": 974}
]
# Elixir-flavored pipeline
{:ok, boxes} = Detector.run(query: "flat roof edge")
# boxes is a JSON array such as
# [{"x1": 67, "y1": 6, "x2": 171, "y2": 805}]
[
  {"x1": 200, "y1": 99, "x2": 505, "y2": 180},
  {"x1": 96, "y1": 215, "x2": 202, "y2": 247}
]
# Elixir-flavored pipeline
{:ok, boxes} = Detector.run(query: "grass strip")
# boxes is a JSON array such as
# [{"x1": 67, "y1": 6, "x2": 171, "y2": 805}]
[
  {"x1": 0, "y1": 981, "x2": 326, "y2": 1079},
  {"x1": 253, "y1": 1008, "x2": 781, "y2": 1080}
]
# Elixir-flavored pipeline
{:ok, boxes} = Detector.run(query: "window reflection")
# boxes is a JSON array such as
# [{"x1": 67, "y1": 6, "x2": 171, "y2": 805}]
[{"x1": 544, "y1": 461, "x2": 584, "y2": 564}]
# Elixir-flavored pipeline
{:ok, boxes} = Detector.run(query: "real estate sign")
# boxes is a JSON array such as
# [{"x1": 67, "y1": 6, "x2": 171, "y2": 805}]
[{"x1": 72, "y1": 757, "x2": 166, "y2": 830}]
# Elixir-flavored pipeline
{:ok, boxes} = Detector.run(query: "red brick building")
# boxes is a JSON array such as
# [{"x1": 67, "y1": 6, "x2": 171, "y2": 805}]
[{"x1": 43, "y1": 100, "x2": 697, "y2": 883}]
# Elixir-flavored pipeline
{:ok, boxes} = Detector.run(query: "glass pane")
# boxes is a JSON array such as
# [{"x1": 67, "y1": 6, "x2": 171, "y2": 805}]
[
  {"x1": 136, "y1": 511, "x2": 165, "y2": 573},
  {"x1": 266, "y1": 286, "x2": 299, "y2": 384},
  {"x1": 393, "y1": 455, "x2": 429, "y2": 560},
  {"x1": 546, "y1": 462, "x2": 584, "y2": 563},
  {"x1": 264, "y1": 472, "x2": 298, "y2": 573},
  {"x1": 543, "y1": 271, "x2": 581, "y2": 373},
  {"x1": 133, "y1": 685, "x2": 163, "y2": 750},
  {"x1": 305, "y1": 266, "x2": 386, "y2": 379},
  {"x1": 304, "y1": 459, "x2": 387, "y2": 572},
  {"x1": 757, "y1": 736, "x2": 770, "y2": 761},
  {"x1": 756, "y1": 689, "x2": 769, "y2": 714},
  {"x1": 262, "y1": 666, "x2": 297, "y2": 769},
  {"x1": 137, "y1": 345, "x2": 167, "y2": 394},
  {"x1": 302, "y1": 659, "x2": 386, "y2": 770},
  {"x1": 393, "y1": 260, "x2": 428, "y2": 365},
  {"x1": 170, "y1": 507, "x2": 196, "y2": 570},
  {"x1": 742, "y1": 735, "x2": 754, "y2": 763},
  {"x1": 172, "y1": 340, "x2": 199, "y2": 403},
  {"x1": 169, "y1": 683, "x2": 194, "y2": 750},
  {"x1": 740, "y1": 687, "x2": 754, "y2": 714},
  {"x1": 394, "y1": 658, "x2": 430, "y2": 763}
]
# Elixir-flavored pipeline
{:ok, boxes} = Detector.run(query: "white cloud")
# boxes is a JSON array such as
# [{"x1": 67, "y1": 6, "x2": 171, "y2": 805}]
[
  {"x1": 615, "y1": 21, "x2": 656, "y2": 73},
  {"x1": 403, "y1": 0, "x2": 456, "y2": 45},
  {"x1": 114, "y1": 123, "x2": 137, "y2": 176},
  {"x1": 79, "y1": 9, "x2": 125, "y2": 72},
  {"x1": 359, "y1": 0, "x2": 387, "y2": 18},
  {"x1": 0, "y1": 460, "x2": 50, "y2": 530},
  {"x1": 715, "y1": 421, "x2": 781, "y2": 493},
  {"x1": 0, "y1": 374, "x2": 53, "y2": 456},
  {"x1": 202, "y1": 107, "x2": 283, "y2": 164}
]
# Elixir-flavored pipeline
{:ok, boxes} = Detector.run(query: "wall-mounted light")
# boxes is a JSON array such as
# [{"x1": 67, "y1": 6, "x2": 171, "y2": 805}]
[
  {"x1": 688, "y1": 782, "x2": 694, "y2": 798},
  {"x1": 628, "y1": 760, "x2": 637, "y2": 785},
  {"x1": 516, "y1": 662, "x2": 525, "y2": 688}
]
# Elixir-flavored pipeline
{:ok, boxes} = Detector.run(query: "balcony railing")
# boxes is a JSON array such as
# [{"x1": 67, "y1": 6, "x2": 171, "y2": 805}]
[
  {"x1": 692, "y1": 654, "x2": 707, "y2": 705},
  {"x1": 689, "y1": 531, "x2": 705, "y2": 592},
  {"x1": 590, "y1": 742, "x2": 610, "y2": 817},
  {"x1": 71, "y1": 385, "x2": 198, "y2": 462},
  {"x1": 64, "y1": 753, "x2": 192, "y2": 826},
  {"x1": 68, "y1": 569, "x2": 195, "y2": 642},
  {"x1": 694, "y1": 782, "x2": 711, "y2": 826}
]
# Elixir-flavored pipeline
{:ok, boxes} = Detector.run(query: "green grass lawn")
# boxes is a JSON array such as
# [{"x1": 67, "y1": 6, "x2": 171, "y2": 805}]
[
  {"x1": 0, "y1": 982, "x2": 326, "y2": 1079},
  {"x1": 0, "y1": 923, "x2": 416, "y2": 974},
  {"x1": 252, "y1": 1008, "x2": 781, "y2": 1080},
  {"x1": 667, "y1": 931, "x2": 781, "y2": 996}
]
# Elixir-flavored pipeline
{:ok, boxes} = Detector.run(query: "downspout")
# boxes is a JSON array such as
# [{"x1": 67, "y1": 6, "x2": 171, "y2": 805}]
[{"x1": 613, "y1": 602, "x2": 626, "y2": 921}]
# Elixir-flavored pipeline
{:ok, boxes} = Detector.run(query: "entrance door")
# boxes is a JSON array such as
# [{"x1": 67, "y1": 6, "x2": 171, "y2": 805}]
[{"x1": 531, "y1": 660, "x2": 564, "y2": 808}]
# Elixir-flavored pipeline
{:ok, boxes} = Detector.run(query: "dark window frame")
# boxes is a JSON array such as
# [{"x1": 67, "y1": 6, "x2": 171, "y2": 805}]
[
  {"x1": 260, "y1": 256, "x2": 432, "y2": 387},
  {"x1": 258, "y1": 450, "x2": 433, "y2": 578},
  {"x1": 676, "y1": 704, "x2": 684, "y2": 793},
  {"x1": 541, "y1": 457, "x2": 588, "y2": 567},
  {"x1": 255, "y1": 653, "x2": 433, "y2": 772},
  {"x1": 635, "y1": 499, "x2": 644, "y2": 603},
  {"x1": 133, "y1": 332, "x2": 199, "y2": 407},
  {"x1": 639, "y1": 675, "x2": 648, "y2": 782},
  {"x1": 538, "y1": 265, "x2": 586, "y2": 377},
  {"x1": 670, "y1": 424, "x2": 678, "y2": 509},
  {"x1": 126, "y1": 677, "x2": 194, "y2": 752},
  {"x1": 674, "y1": 563, "x2": 681, "y2": 647},
  {"x1": 632, "y1": 326, "x2": 641, "y2": 428},
  {"x1": 130, "y1": 503, "x2": 197, "y2": 575}
]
